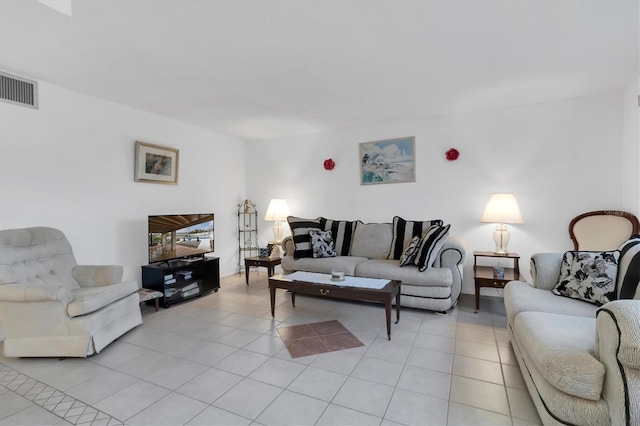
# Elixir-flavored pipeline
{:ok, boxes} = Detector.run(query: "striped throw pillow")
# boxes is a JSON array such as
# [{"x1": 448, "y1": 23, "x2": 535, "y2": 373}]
[
  {"x1": 399, "y1": 235, "x2": 421, "y2": 266},
  {"x1": 388, "y1": 216, "x2": 443, "y2": 260},
  {"x1": 320, "y1": 218, "x2": 357, "y2": 256},
  {"x1": 287, "y1": 216, "x2": 322, "y2": 259},
  {"x1": 414, "y1": 224, "x2": 451, "y2": 272},
  {"x1": 617, "y1": 235, "x2": 640, "y2": 299}
]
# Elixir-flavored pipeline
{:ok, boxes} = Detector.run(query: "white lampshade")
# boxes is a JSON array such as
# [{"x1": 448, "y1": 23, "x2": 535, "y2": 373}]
[
  {"x1": 481, "y1": 193, "x2": 523, "y2": 224},
  {"x1": 264, "y1": 199, "x2": 290, "y2": 222},
  {"x1": 264, "y1": 199, "x2": 290, "y2": 248},
  {"x1": 481, "y1": 193, "x2": 523, "y2": 254}
]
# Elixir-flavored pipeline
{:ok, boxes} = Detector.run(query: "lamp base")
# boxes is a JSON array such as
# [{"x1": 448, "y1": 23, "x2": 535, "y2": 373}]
[
  {"x1": 272, "y1": 221, "x2": 283, "y2": 244},
  {"x1": 268, "y1": 242, "x2": 280, "y2": 258},
  {"x1": 493, "y1": 224, "x2": 511, "y2": 254}
]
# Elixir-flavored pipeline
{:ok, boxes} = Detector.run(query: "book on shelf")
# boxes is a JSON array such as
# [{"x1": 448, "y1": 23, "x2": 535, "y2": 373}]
[
  {"x1": 164, "y1": 278, "x2": 177, "y2": 285},
  {"x1": 181, "y1": 288, "x2": 200, "y2": 298},
  {"x1": 181, "y1": 282, "x2": 198, "y2": 293},
  {"x1": 165, "y1": 288, "x2": 179, "y2": 298},
  {"x1": 164, "y1": 274, "x2": 174, "y2": 281},
  {"x1": 175, "y1": 270, "x2": 193, "y2": 280}
]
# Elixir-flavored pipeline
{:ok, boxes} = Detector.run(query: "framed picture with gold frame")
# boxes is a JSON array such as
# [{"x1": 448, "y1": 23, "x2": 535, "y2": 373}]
[{"x1": 134, "y1": 141, "x2": 179, "y2": 184}]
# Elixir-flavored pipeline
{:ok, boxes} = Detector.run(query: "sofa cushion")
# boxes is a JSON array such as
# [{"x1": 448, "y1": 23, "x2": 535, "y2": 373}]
[
  {"x1": 320, "y1": 218, "x2": 357, "y2": 256},
  {"x1": 399, "y1": 235, "x2": 421, "y2": 266},
  {"x1": 388, "y1": 216, "x2": 443, "y2": 260},
  {"x1": 309, "y1": 229, "x2": 336, "y2": 258},
  {"x1": 68, "y1": 280, "x2": 139, "y2": 317},
  {"x1": 617, "y1": 235, "x2": 640, "y2": 299},
  {"x1": 504, "y1": 281, "x2": 598, "y2": 326},
  {"x1": 552, "y1": 251, "x2": 619, "y2": 306},
  {"x1": 414, "y1": 224, "x2": 450, "y2": 271},
  {"x1": 287, "y1": 216, "x2": 322, "y2": 259},
  {"x1": 355, "y1": 259, "x2": 452, "y2": 287},
  {"x1": 514, "y1": 311, "x2": 603, "y2": 401},
  {"x1": 350, "y1": 222, "x2": 392, "y2": 259},
  {"x1": 281, "y1": 255, "x2": 369, "y2": 276}
]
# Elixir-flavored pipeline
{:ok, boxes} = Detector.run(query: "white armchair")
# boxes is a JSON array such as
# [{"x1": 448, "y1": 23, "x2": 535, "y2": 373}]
[{"x1": 0, "y1": 227, "x2": 142, "y2": 357}]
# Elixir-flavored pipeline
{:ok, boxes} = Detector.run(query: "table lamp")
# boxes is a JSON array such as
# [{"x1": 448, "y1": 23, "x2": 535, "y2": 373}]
[
  {"x1": 481, "y1": 193, "x2": 523, "y2": 254},
  {"x1": 264, "y1": 199, "x2": 290, "y2": 244}
]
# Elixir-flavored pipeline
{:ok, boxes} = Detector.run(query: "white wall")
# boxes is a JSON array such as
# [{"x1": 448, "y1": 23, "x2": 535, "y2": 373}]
[
  {"x1": 622, "y1": 78, "x2": 640, "y2": 214},
  {"x1": 246, "y1": 92, "x2": 625, "y2": 294},
  {"x1": 0, "y1": 81, "x2": 246, "y2": 280}
]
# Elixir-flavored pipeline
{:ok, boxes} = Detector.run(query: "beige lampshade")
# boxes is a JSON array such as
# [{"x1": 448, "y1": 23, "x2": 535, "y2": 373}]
[
  {"x1": 481, "y1": 193, "x2": 523, "y2": 224},
  {"x1": 264, "y1": 199, "x2": 290, "y2": 222}
]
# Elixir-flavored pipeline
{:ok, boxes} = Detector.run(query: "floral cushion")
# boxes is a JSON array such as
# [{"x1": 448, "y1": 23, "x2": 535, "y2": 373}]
[
  {"x1": 309, "y1": 229, "x2": 336, "y2": 258},
  {"x1": 399, "y1": 235, "x2": 421, "y2": 266},
  {"x1": 552, "y1": 251, "x2": 620, "y2": 306}
]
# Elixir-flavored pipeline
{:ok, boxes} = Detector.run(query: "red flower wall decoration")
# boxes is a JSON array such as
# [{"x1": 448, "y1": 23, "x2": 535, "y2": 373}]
[
  {"x1": 323, "y1": 158, "x2": 335, "y2": 170},
  {"x1": 446, "y1": 148, "x2": 460, "y2": 161}
]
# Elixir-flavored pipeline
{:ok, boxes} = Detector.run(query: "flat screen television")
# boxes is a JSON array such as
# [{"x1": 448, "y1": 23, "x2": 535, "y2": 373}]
[{"x1": 148, "y1": 214, "x2": 214, "y2": 264}]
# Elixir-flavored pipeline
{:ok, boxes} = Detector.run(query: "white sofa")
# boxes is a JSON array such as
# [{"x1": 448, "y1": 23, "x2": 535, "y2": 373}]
[
  {"x1": 504, "y1": 250, "x2": 640, "y2": 425},
  {"x1": 0, "y1": 227, "x2": 142, "y2": 357},
  {"x1": 282, "y1": 219, "x2": 466, "y2": 312}
]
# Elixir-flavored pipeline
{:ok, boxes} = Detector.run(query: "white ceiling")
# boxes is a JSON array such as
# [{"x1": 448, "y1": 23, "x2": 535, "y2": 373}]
[{"x1": 1, "y1": 0, "x2": 638, "y2": 141}]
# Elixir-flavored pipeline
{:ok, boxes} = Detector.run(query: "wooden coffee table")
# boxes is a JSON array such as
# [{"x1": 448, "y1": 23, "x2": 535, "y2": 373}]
[{"x1": 269, "y1": 272, "x2": 401, "y2": 340}]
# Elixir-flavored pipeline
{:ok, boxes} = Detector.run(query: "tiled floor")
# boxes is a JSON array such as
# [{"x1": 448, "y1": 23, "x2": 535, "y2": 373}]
[{"x1": 0, "y1": 273, "x2": 542, "y2": 426}]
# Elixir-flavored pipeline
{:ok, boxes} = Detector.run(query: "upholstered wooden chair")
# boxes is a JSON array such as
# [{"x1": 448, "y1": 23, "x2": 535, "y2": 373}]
[{"x1": 569, "y1": 210, "x2": 639, "y2": 250}]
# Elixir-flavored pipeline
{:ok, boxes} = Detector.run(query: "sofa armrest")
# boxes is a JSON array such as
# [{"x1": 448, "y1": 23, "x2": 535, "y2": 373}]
[
  {"x1": 282, "y1": 236, "x2": 294, "y2": 257},
  {"x1": 596, "y1": 300, "x2": 640, "y2": 425},
  {"x1": 434, "y1": 235, "x2": 467, "y2": 304},
  {"x1": 530, "y1": 253, "x2": 563, "y2": 290},
  {"x1": 435, "y1": 236, "x2": 466, "y2": 268},
  {"x1": 597, "y1": 301, "x2": 640, "y2": 368},
  {"x1": 72, "y1": 265, "x2": 124, "y2": 287},
  {"x1": 0, "y1": 284, "x2": 73, "y2": 305},
  {"x1": 0, "y1": 285, "x2": 75, "y2": 342}
]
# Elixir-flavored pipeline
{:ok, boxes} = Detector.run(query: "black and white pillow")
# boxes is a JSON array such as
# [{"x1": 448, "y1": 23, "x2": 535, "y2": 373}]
[
  {"x1": 309, "y1": 229, "x2": 336, "y2": 258},
  {"x1": 287, "y1": 216, "x2": 322, "y2": 259},
  {"x1": 414, "y1": 224, "x2": 451, "y2": 272},
  {"x1": 388, "y1": 216, "x2": 443, "y2": 260},
  {"x1": 617, "y1": 235, "x2": 640, "y2": 300},
  {"x1": 399, "y1": 235, "x2": 421, "y2": 266},
  {"x1": 320, "y1": 218, "x2": 356, "y2": 256},
  {"x1": 552, "y1": 251, "x2": 620, "y2": 306}
]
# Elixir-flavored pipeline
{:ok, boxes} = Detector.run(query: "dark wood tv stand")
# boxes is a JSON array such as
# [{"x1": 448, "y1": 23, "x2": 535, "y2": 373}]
[{"x1": 141, "y1": 256, "x2": 220, "y2": 308}]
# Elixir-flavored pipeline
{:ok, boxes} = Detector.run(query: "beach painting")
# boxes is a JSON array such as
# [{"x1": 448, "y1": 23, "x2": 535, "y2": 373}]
[
  {"x1": 360, "y1": 137, "x2": 415, "y2": 185},
  {"x1": 134, "y1": 141, "x2": 179, "y2": 184}
]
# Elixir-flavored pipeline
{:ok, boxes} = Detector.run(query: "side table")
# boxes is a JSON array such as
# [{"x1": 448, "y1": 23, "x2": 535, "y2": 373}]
[
  {"x1": 244, "y1": 256, "x2": 281, "y2": 285},
  {"x1": 137, "y1": 288, "x2": 163, "y2": 312},
  {"x1": 473, "y1": 251, "x2": 520, "y2": 311}
]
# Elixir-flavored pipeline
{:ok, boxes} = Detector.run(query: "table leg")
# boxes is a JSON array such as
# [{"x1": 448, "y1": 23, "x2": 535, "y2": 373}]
[
  {"x1": 270, "y1": 286, "x2": 276, "y2": 317},
  {"x1": 395, "y1": 290, "x2": 400, "y2": 324},
  {"x1": 385, "y1": 300, "x2": 391, "y2": 340},
  {"x1": 475, "y1": 282, "x2": 480, "y2": 311},
  {"x1": 245, "y1": 263, "x2": 250, "y2": 285},
  {"x1": 155, "y1": 298, "x2": 159, "y2": 312},
  {"x1": 291, "y1": 291, "x2": 296, "y2": 307}
]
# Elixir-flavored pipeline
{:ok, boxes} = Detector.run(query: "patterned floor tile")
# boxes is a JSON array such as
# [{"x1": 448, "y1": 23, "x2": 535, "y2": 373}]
[{"x1": 0, "y1": 362, "x2": 123, "y2": 426}]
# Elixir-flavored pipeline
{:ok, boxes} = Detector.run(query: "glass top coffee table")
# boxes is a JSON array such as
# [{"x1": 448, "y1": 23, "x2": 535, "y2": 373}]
[{"x1": 269, "y1": 271, "x2": 401, "y2": 340}]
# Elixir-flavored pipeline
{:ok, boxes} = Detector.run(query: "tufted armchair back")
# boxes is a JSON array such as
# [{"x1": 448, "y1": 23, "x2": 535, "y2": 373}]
[{"x1": 0, "y1": 227, "x2": 79, "y2": 289}]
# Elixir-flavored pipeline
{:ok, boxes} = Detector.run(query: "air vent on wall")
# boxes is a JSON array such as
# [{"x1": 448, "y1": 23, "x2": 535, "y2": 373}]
[{"x1": 0, "y1": 71, "x2": 38, "y2": 109}]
